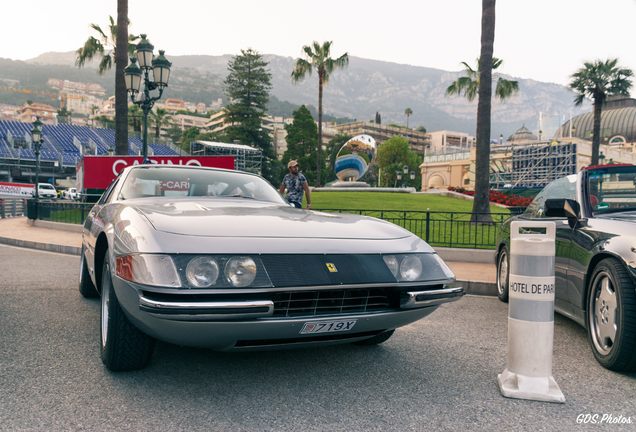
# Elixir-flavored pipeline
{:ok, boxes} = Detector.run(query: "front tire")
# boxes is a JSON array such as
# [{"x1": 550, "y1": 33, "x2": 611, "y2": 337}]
[
  {"x1": 79, "y1": 245, "x2": 98, "y2": 298},
  {"x1": 354, "y1": 330, "x2": 395, "y2": 346},
  {"x1": 496, "y1": 246, "x2": 510, "y2": 302},
  {"x1": 586, "y1": 258, "x2": 636, "y2": 372},
  {"x1": 100, "y1": 253, "x2": 155, "y2": 371}
]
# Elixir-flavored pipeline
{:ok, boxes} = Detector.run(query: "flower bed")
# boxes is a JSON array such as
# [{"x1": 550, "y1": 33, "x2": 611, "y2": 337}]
[{"x1": 447, "y1": 186, "x2": 532, "y2": 208}]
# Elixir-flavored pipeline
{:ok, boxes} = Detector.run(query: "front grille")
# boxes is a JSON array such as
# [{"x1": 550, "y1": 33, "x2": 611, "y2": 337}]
[{"x1": 270, "y1": 288, "x2": 396, "y2": 317}]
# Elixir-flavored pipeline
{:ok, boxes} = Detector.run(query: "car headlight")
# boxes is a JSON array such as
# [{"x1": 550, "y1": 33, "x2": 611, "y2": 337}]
[
  {"x1": 382, "y1": 253, "x2": 454, "y2": 282},
  {"x1": 186, "y1": 256, "x2": 220, "y2": 288},
  {"x1": 115, "y1": 254, "x2": 180, "y2": 287},
  {"x1": 225, "y1": 256, "x2": 257, "y2": 287},
  {"x1": 399, "y1": 255, "x2": 423, "y2": 281}
]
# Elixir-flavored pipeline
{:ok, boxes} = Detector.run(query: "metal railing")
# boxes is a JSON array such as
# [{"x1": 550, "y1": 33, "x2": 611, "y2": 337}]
[
  {"x1": 29, "y1": 200, "x2": 95, "y2": 225},
  {"x1": 0, "y1": 199, "x2": 26, "y2": 218},
  {"x1": 315, "y1": 208, "x2": 515, "y2": 249},
  {"x1": 25, "y1": 200, "x2": 518, "y2": 249}
]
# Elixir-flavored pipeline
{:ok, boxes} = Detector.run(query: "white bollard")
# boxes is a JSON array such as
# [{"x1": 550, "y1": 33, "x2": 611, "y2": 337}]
[{"x1": 497, "y1": 221, "x2": 565, "y2": 403}]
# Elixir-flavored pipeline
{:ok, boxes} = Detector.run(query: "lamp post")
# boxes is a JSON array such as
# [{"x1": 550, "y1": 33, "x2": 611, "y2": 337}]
[
  {"x1": 395, "y1": 171, "x2": 402, "y2": 188},
  {"x1": 124, "y1": 34, "x2": 172, "y2": 164},
  {"x1": 31, "y1": 117, "x2": 43, "y2": 199},
  {"x1": 410, "y1": 171, "x2": 416, "y2": 188}
]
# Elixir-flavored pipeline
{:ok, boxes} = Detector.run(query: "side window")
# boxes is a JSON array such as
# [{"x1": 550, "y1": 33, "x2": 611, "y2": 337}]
[
  {"x1": 524, "y1": 176, "x2": 577, "y2": 218},
  {"x1": 99, "y1": 177, "x2": 121, "y2": 205}
]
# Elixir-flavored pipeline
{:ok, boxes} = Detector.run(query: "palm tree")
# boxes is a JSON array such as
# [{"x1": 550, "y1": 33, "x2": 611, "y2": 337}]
[
  {"x1": 570, "y1": 59, "x2": 633, "y2": 165},
  {"x1": 292, "y1": 41, "x2": 348, "y2": 186},
  {"x1": 445, "y1": 57, "x2": 518, "y2": 102},
  {"x1": 404, "y1": 107, "x2": 413, "y2": 128},
  {"x1": 473, "y1": 0, "x2": 496, "y2": 223},
  {"x1": 76, "y1": 6, "x2": 137, "y2": 155},
  {"x1": 150, "y1": 108, "x2": 170, "y2": 140}
]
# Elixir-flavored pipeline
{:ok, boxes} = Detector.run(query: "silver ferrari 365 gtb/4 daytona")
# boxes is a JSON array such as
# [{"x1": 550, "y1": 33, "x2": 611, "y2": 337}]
[{"x1": 79, "y1": 165, "x2": 463, "y2": 371}]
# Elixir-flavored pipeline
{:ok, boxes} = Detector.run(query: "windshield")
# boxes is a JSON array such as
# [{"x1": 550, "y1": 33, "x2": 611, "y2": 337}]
[
  {"x1": 119, "y1": 167, "x2": 286, "y2": 204},
  {"x1": 39, "y1": 184, "x2": 54, "y2": 190},
  {"x1": 587, "y1": 166, "x2": 636, "y2": 215}
]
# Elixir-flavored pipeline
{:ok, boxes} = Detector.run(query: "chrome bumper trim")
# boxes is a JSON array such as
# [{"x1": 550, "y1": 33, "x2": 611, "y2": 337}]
[
  {"x1": 139, "y1": 295, "x2": 274, "y2": 319},
  {"x1": 401, "y1": 286, "x2": 464, "y2": 309}
]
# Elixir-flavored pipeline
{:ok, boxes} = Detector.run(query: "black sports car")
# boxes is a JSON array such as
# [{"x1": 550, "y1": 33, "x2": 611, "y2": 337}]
[{"x1": 496, "y1": 164, "x2": 636, "y2": 372}]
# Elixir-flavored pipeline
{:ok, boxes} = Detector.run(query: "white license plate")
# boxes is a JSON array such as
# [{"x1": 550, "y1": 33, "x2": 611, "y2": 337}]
[{"x1": 300, "y1": 320, "x2": 357, "y2": 334}]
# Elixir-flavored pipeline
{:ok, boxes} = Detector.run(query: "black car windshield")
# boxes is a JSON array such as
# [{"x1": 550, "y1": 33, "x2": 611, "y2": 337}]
[
  {"x1": 119, "y1": 167, "x2": 286, "y2": 204},
  {"x1": 587, "y1": 166, "x2": 636, "y2": 215}
]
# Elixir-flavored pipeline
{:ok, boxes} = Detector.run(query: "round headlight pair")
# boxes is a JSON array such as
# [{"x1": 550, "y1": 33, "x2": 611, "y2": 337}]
[
  {"x1": 185, "y1": 256, "x2": 257, "y2": 288},
  {"x1": 383, "y1": 255, "x2": 423, "y2": 282}
]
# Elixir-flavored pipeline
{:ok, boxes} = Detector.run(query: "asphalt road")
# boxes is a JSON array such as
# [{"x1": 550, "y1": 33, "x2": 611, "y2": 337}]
[{"x1": 0, "y1": 244, "x2": 634, "y2": 432}]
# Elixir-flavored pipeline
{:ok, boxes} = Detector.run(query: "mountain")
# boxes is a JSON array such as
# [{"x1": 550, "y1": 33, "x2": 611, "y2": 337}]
[{"x1": 9, "y1": 51, "x2": 587, "y2": 137}]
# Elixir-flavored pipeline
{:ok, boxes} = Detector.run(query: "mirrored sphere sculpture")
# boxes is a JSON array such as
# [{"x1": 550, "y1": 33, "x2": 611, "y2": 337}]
[{"x1": 334, "y1": 134, "x2": 376, "y2": 182}]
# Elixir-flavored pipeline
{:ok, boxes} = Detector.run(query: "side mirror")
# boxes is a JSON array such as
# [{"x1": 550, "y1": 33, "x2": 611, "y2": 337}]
[{"x1": 544, "y1": 198, "x2": 582, "y2": 228}]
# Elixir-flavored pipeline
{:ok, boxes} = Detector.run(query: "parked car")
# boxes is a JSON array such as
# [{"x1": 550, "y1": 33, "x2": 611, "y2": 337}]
[
  {"x1": 36, "y1": 183, "x2": 57, "y2": 199},
  {"x1": 62, "y1": 187, "x2": 79, "y2": 200},
  {"x1": 80, "y1": 165, "x2": 463, "y2": 371},
  {"x1": 495, "y1": 164, "x2": 636, "y2": 372}
]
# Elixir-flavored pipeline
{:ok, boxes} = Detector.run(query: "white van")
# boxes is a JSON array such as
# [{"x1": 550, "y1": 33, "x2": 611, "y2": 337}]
[{"x1": 37, "y1": 183, "x2": 57, "y2": 199}]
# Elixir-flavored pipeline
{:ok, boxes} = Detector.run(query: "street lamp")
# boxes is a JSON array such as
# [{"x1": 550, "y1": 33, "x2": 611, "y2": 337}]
[
  {"x1": 124, "y1": 34, "x2": 172, "y2": 164},
  {"x1": 395, "y1": 170, "x2": 402, "y2": 188},
  {"x1": 31, "y1": 117, "x2": 43, "y2": 199}
]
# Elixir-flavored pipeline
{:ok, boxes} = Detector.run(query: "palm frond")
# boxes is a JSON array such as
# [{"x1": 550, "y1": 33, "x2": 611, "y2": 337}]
[
  {"x1": 98, "y1": 54, "x2": 113, "y2": 74},
  {"x1": 495, "y1": 78, "x2": 519, "y2": 100},
  {"x1": 89, "y1": 24, "x2": 108, "y2": 42},
  {"x1": 291, "y1": 59, "x2": 312, "y2": 82},
  {"x1": 75, "y1": 36, "x2": 105, "y2": 67}
]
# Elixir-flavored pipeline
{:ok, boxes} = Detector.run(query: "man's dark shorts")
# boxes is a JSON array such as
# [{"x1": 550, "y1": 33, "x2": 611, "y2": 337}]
[{"x1": 289, "y1": 201, "x2": 302, "y2": 208}]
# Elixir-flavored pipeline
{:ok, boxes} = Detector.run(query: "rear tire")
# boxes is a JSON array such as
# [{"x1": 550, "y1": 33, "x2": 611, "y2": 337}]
[
  {"x1": 354, "y1": 330, "x2": 395, "y2": 346},
  {"x1": 79, "y1": 245, "x2": 98, "y2": 298},
  {"x1": 586, "y1": 258, "x2": 636, "y2": 372},
  {"x1": 496, "y1": 246, "x2": 510, "y2": 302},
  {"x1": 100, "y1": 253, "x2": 155, "y2": 371}
]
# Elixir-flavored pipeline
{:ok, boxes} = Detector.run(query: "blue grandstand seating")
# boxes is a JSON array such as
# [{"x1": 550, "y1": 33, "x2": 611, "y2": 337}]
[{"x1": 0, "y1": 119, "x2": 179, "y2": 166}]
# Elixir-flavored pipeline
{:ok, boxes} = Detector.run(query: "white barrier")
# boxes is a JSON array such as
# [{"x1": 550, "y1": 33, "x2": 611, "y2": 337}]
[{"x1": 497, "y1": 221, "x2": 565, "y2": 403}]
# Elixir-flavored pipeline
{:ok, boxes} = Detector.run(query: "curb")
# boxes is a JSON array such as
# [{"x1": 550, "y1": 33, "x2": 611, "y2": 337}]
[
  {"x1": 456, "y1": 279, "x2": 497, "y2": 296},
  {"x1": 0, "y1": 236, "x2": 81, "y2": 256}
]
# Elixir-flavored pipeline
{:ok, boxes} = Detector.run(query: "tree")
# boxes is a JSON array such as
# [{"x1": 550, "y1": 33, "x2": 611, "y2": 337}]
[
  {"x1": 376, "y1": 136, "x2": 421, "y2": 188},
  {"x1": 292, "y1": 41, "x2": 348, "y2": 186},
  {"x1": 404, "y1": 107, "x2": 413, "y2": 128},
  {"x1": 570, "y1": 59, "x2": 633, "y2": 165},
  {"x1": 282, "y1": 105, "x2": 320, "y2": 184},
  {"x1": 224, "y1": 49, "x2": 275, "y2": 181},
  {"x1": 375, "y1": 111, "x2": 382, "y2": 124},
  {"x1": 150, "y1": 108, "x2": 170, "y2": 140},
  {"x1": 472, "y1": 0, "x2": 497, "y2": 223},
  {"x1": 445, "y1": 57, "x2": 518, "y2": 102},
  {"x1": 128, "y1": 105, "x2": 142, "y2": 135},
  {"x1": 75, "y1": 7, "x2": 138, "y2": 155}
]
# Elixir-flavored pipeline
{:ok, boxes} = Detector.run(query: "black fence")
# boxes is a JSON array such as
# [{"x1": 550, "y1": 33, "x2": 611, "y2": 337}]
[
  {"x1": 315, "y1": 209, "x2": 517, "y2": 249},
  {"x1": 27, "y1": 200, "x2": 94, "y2": 225},
  {"x1": 25, "y1": 200, "x2": 519, "y2": 249}
]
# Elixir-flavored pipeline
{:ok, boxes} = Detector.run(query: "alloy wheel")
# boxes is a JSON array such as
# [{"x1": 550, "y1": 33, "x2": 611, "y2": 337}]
[{"x1": 589, "y1": 271, "x2": 618, "y2": 356}]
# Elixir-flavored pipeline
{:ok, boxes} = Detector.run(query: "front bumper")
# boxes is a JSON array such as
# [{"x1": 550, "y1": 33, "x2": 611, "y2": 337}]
[{"x1": 113, "y1": 277, "x2": 464, "y2": 350}]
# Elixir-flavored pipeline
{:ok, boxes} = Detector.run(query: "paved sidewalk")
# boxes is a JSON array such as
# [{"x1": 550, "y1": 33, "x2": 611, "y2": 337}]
[{"x1": 0, "y1": 216, "x2": 496, "y2": 294}]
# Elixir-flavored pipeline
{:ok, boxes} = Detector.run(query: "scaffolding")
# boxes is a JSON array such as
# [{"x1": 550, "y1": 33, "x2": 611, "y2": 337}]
[
  {"x1": 191, "y1": 140, "x2": 263, "y2": 174},
  {"x1": 510, "y1": 142, "x2": 577, "y2": 188}
]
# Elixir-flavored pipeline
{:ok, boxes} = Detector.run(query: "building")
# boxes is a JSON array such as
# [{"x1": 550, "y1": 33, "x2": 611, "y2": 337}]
[
  {"x1": 61, "y1": 92, "x2": 104, "y2": 116},
  {"x1": 334, "y1": 121, "x2": 431, "y2": 155},
  {"x1": 15, "y1": 102, "x2": 57, "y2": 124},
  {"x1": 171, "y1": 113, "x2": 209, "y2": 130},
  {"x1": 428, "y1": 130, "x2": 475, "y2": 152}
]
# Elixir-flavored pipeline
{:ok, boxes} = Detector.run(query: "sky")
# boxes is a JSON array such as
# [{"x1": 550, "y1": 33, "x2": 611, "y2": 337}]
[{"x1": 1, "y1": 0, "x2": 635, "y2": 86}]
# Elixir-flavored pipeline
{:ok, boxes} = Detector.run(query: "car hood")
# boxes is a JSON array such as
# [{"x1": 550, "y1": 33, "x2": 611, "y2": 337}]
[{"x1": 132, "y1": 199, "x2": 412, "y2": 240}]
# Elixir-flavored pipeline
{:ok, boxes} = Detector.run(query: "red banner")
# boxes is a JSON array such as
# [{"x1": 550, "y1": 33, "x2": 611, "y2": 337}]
[{"x1": 79, "y1": 156, "x2": 235, "y2": 189}]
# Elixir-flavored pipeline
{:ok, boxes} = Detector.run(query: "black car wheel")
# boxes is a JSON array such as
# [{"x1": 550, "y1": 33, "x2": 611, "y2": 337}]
[
  {"x1": 79, "y1": 245, "x2": 98, "y2": 298},
  {"x1": 354, "y1": 330, "x2": 395, "y2": 346},
  {"x1": 496, "y1": 247, "x2": 510, "y2": 302},
  {"x1": 586, "y1": 258, "x2": 636, "y2": 372},
  {"x1": 100, "y1": 252, "x2": 155, "y2": 371}
]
